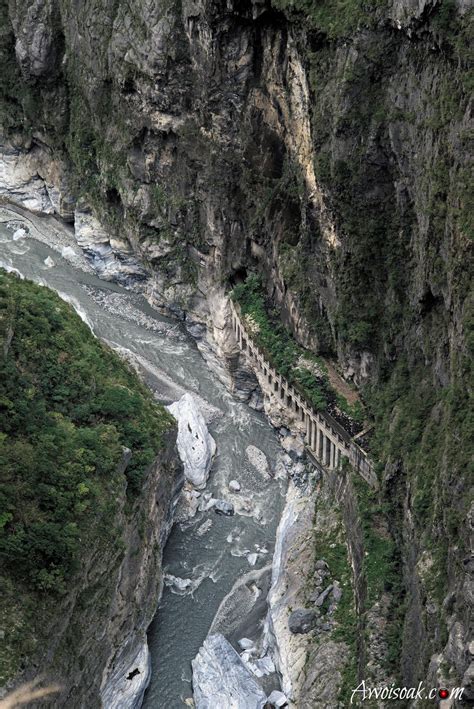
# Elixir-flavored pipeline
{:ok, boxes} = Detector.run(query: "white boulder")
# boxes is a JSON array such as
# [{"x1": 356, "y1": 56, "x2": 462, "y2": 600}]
[
  {"x1": 213, "y1": 499, "x2": 234, "y2": 516},
  {"x1": 167, "y1": 393, "x2": 216, "y2": 489},
  {"x1": 281, "y1": 435, "x2": 305, "y2": 460},
  {"x1": 192, "y1": 634, "x2": 267, "y2": 709},
  {"x1": 164, "y1": 574, "x2": 193, "y2": 593},
  {"x1": 0, "y1": 143, "x2": 54, "y2": 214},
  {"x1": 267, "y1": 690, "x2": 289, "y2": 707},
  {"x1": 246, "y1": 445, "x2": 270, "y2": 476}
]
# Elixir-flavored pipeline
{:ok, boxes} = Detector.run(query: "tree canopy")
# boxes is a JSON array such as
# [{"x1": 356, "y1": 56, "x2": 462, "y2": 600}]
[{"x1": 0, "y1": 272, "x2": 173, "y2": 595}]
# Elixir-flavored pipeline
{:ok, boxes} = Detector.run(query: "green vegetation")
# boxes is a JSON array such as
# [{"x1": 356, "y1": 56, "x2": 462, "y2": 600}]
[
  {"x1": 278, "y1": 239, "x2": 335, "y2": 353},
  {"x1": 231, "y1": 274, "x2": 364, "y2": 422},
  {"x1": 271, "y1": 0, "x2": 385, "y2": 39},
  {"x1": 0, "y1": 273, "x2": 174, "y2": 598},
  {"x1": 367, "y1": 345, "x2": 473, "y2": 604},
  {"x1": 311, "y1": 499, "x2": 358, "y2": 704},
  {"x1": 351, "y1": 470, "x2": 406, "y2": 673},
  {"x1": 431, "y1": 5, "x2": 474, "y2": 86},
  {"x1": 352, "y1": 474, "x2": 398, "y2": 607}
]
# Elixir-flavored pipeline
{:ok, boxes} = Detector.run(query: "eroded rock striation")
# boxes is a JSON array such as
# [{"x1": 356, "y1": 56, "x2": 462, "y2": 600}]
[
  {"x1": 0, "y1": 0, "x2": 472, "y2": 703},
  {"x1": 167, "y1": 392, "x2": 216, "y2": 489},
  {"x1": 0, "y1": 274, "x2": 183, "y2": 707},
  {"x1": 192, "y1": 634, "x2": 268, "y2": 709}
]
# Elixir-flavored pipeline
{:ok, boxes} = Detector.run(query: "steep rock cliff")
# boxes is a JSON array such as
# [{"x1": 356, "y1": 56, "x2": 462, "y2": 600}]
[
  {"x1": 0, "y1": 0, "x2": 472, "y2": 703},
  {"x1": 0, "y1": 273, "x2": 183, "y2": 707}
]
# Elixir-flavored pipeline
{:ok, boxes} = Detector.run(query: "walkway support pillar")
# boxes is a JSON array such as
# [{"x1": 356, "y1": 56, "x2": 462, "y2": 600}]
[{"x1": 318, "y1": 432, "x2": 324, "y2": 461}]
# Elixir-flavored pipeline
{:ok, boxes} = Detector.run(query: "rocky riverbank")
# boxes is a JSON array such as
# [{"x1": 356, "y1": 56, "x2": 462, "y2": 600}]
[
  {"x1": 0, "y1": 270, "x2": 184, "y2": 708},
  {"x1": 97, "y1": 435, "x2": 183, "y2": 709},
  {"x1": 1, "y1": 0, "x2": 472, "y2": 686},
  {"x1": 0, "y1": 205, "x2": 403, "y2": 709},
  {"x1": 10, "y1": 435, "x2": 184, "y2": 709}
]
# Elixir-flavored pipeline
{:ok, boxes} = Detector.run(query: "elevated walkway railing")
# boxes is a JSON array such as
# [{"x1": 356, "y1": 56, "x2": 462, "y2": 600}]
[{"x1": 229, "y1": 300, "x2": 378, "y2": 488}]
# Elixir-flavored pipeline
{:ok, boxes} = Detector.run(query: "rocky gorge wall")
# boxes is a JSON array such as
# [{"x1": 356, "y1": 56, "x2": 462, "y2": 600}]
[
  {"x1": 3, "y1": 429, "x2": 182, "y2": 709},
  {"x1": 8, "y1": 436, "x2": 183, "y2": 709},
  {"x1": 0, "y1": 273, "x2": 183, "y2": 707},
  {"x1": 52, "y1": 435, "x2": 182, "y2": 709},
  {"x1": 0, "y1": 0, "x2": 472, "y2": 704}
]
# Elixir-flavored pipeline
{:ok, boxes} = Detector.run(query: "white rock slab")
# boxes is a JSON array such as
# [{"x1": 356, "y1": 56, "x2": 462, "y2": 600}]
[
  {"x1": 167, "y1": 393, "x2": 216, "y2": 489},
  {"x1": 100, "y1": 640, "x2": 151, "y2": 709},
  {"x1": 267, "y1": 689, "x2": 289, "y2": 707},
  {"x1": 246, "y1": 445, "x2": 269, "y2": 477},
  {"x1": 0, "y1": 144, "x2": 54, "y2": 214},
  {"x1": 192, "y1": 634, "x2": 267, "y2": 709}
]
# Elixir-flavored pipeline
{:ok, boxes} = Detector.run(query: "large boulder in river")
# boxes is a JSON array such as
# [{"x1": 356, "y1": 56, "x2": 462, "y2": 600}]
[
  {"x1": 192, "y1": 634, "x2": 267, "y2": 709},
  {"x1": 213, "y1": 498, "x2": 235, "y2": 516},
  {"x1": 167, "y1": 393, "x2": 216, "y2": 489}
]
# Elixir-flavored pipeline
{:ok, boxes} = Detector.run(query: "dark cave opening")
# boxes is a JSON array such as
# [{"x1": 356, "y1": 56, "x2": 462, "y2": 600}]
[
  {"x1": 419, "y1": 288, "x2": 443, "y2": 316},
  {"x1": 229, "y1": 266, "x2": 249, "y2": 287}
]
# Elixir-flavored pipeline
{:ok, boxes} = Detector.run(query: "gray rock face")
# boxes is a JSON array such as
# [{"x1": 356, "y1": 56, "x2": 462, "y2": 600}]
[
  {"x1": 0, "y1": 140, "x2": 75, "y2": 220},
  {"x1": 213, "y1": 499, "x2": 235, "y2": 516},
  {"x1": 314, "y1": 586, "x2": 333, "y2": 607},
  {"x1": 281, "y1": 435, "x2": 305, "y2": 461},
  {"x1": 288, "y1": 608, "x2": 318, "y2": 634},
  {"x1": 462, "y1": 661, "x2": 474, "y2": 702},
  {"x1": 167, "y1": 393, "x2": 216, "y2": 489},
  {"x1": 10, "y1": 0, "x2": 58, "y2": 76},
  {"x1": 192, "y1": 634, "x2": 267, "y2": 709},
  {"x1": 74, "y1": 207, "x2": 147, "y2": 286},
  {"x1": 100, "y1": 640, "x2": 151, "y2": 709},
  {"x1": 1, "y1": 0, "x2": 471, "y2": 701},
  {"x1": 267, "y1": 690, "x2": 289, "y2": 707}
]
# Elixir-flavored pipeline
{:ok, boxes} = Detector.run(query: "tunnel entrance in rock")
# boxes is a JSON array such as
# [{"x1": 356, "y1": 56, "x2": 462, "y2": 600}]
[
  {"x1": 106, "y1": 188, "x2": 121, "y2": 207},
  {"x1": 420, "y1": 288, "x2": 443, "y2": 316},
  {"x1": 229, "y1": 267, "x2": 249, "y2": 287}
]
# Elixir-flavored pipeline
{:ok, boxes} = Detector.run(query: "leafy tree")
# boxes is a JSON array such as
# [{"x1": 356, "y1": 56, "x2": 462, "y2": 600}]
[{"x1": 0, "y1": 272, "x2": 174, "y2": 595}]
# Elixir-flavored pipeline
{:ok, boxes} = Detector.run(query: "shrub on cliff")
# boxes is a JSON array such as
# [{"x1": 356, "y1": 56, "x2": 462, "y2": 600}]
[{"x1": 0, "y1": 272, "x2": 174, "y2": 596}]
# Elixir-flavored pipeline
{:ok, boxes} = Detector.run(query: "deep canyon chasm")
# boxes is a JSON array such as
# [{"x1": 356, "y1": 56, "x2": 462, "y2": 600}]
[{"x1": 0, "y1": 0, "x2": 473, "y2": 706}]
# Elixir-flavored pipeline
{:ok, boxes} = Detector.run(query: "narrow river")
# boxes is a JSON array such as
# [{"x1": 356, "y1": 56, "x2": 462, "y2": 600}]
[{"x1": 0, "y1": 207, "x2": 286, "y2": 708}]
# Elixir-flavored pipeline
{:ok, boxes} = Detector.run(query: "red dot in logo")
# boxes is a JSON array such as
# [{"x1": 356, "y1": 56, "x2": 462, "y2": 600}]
[{"x1": 439, "y1": 688, "x2": 449, "y2": 700}]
